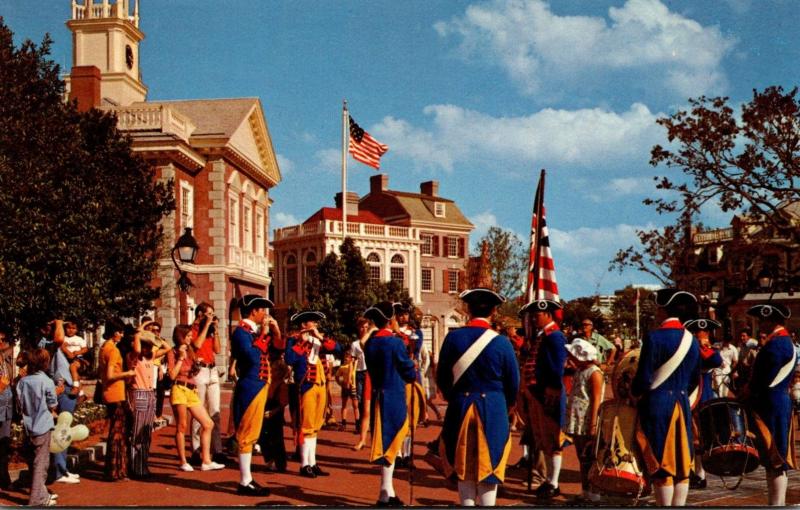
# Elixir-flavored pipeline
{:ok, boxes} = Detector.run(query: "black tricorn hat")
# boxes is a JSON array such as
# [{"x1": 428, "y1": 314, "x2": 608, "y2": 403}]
[
  {"x1": 392, "y1": 302, "x2": 412, "y2": 314},
  {"x1": 240, "y1": 295, "x2": 274, "y2": 309},
  {"x1": 518, "y1": 299, "x2": 562, "y2": 317},
  {"x1": 290, "y1": 311, "x2": 326, "y2": 324},
  {"x1": 684, "y1": 318, "x2": 722, "y2": 332},
  {"x1": 653, "y1": 289, "x2": 697, "y2": 308},
  {"x1": 459, "y1": 288, "x2": 506, "y2": 307},
  {"x1": 747, "y1": 303, "x2": 791, "y2": 320},
  {"x1": 364, "y1": 301, "x2": 395, "y2": 323}
]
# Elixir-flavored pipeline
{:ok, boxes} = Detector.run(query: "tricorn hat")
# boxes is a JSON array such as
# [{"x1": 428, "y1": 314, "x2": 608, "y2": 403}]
[
  {"x1": 518, "y1": 299, "x2": 562, "y2": 317},
  {"x1": 684, "y1": 318, "x2": 722, "y2": 333},
  {"x1": 747, "y1": 303, "x2": 791, "y2": 320},
  {"x1": 392, "y1": 302, "x2": 412, "y2": 314},
  {"x1": 240, "y1": 295, "x2": 274, "y2": 309},
  {"x1": 459, "y1": 288, "x2": 506, "y2": 307},
  {"x1": 290, "y1": 311, "x2": 326, "y2": 324},
  {"x1": 653, "y1": 289, "x2": 697, "y2": 308},
  {"x1": 364, "y1": 301, "x2": 395, "y2": 323}
]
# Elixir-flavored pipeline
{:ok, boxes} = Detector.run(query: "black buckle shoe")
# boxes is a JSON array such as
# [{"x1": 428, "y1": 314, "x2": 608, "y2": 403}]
[
  {"x1": 689, "y1": 474, "x2": 707, "y2": 490},
  {"x1": 299, "y1": 465, "x2": 317, "y2": 478},
  {"x1": 311, "y1": 465, "x2": 329, "y2": 477},
  {"x1": 237, "y1": 480, "x2": 270, "y2": 497},
  {"x1": 535, "y1": 481, "x2": 560, "y2": 499}
]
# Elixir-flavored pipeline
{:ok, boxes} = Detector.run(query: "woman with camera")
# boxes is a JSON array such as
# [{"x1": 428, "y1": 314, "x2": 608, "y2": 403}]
[
  {"x1": 189, "y1": 303, "x2": 224, "y2": 465},
  {"x1": 167, "y1": 325, "x2": 224, "y2": 472}
]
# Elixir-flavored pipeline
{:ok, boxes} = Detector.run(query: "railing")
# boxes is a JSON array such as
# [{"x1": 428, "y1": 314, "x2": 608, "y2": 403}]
[
  {"x1": 228, "y1": 246, "x2": 269, "y2": 274},
  {"x1": 274, "y1": 220, "x2": 417, "y2": 241},
  {"x1": 114, "y1": 105, "x2": 196, "y2": 142},
  {"x1": 693, "y1": 228, "x2": 734, "y2": 244}
]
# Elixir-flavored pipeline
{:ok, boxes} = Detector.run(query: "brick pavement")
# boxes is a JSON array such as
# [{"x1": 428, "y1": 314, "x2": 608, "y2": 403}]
[{"x1": 0, "y1": 384, "x2": 796, "y2": 506}]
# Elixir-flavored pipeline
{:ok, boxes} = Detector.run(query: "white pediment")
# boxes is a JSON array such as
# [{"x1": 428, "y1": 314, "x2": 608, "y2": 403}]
[{"x1": 227, "y1": 102, "x2": 282, "y2": 186}]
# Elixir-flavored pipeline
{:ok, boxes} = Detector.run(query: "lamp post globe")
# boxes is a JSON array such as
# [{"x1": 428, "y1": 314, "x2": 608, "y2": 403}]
[{"x1": 172, "y1": 227, "x2": 200, "y2": 292}]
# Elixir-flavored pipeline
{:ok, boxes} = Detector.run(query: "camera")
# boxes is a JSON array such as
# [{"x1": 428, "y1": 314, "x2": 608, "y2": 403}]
[{"x1": 200, "y1": 314, "x2": 218, "y2": 337}]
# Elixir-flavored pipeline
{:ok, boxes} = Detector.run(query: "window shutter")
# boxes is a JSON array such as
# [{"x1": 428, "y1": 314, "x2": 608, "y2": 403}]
[
  {"x1": 443, "y1": 269, "x2": 449, "y2": 292},
  {"x1": 458, "y1": 270, "x2": 467, "y2": 292},
  {"x1": 442, "y1": 236, "x2": 448, "y2": 257},
  {"x1": 432, "y1": 235, "x2": 439, "y2": 257},
  {"x1": 458, "y1": 238, "x2": 465, "y2": 258}
]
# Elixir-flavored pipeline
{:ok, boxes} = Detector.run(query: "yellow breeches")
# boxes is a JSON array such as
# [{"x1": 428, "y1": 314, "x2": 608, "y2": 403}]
[
  {"x1": 440, "y1": 402, "x2": 512, "y2": 483},
  {"x1": 236, "y1": 384, "x2": 269, "y2": 454},
  {"x1": 301, "y1": 384, "x2": 327, "y2": 438}
]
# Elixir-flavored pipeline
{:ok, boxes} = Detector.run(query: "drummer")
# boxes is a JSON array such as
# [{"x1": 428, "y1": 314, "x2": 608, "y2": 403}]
[
  {"x1": 631, "y1": 289, "x2": 700, "y2": 507},
  {"x1": 740, "y1": 303, "x2": 797, "y2": 506},
  {"x1": 683, "y1": 318, "x2": 723, "y2": 490}
]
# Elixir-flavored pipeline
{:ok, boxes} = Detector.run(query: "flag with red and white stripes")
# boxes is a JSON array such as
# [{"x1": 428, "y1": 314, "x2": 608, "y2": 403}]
[
  {"x1": 349, "y1": 116, "x2": 389, "y2": 169},
  {"x1": 526, "y1": 169, "x2": 560, "y2": 304}
]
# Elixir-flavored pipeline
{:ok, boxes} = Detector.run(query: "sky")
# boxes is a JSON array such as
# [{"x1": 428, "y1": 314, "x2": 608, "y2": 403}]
[{"x1": 3, "y1": 0, "x2": 799, "y2": 300}]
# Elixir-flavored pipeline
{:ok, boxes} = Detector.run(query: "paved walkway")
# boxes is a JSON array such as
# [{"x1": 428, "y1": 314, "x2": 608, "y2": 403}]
[{"x1": 0, "y1": 385, "x2": 796, "y2": 506}]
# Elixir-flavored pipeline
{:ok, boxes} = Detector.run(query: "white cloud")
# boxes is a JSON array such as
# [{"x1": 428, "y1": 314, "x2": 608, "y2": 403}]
[
  {"x1": 373, "y1": 102, "x2": 662, "y2": 172},
  {"x1": 315, "y1": 149, "x2": 341, "y2": 173},
  {"x1": 275, "y1": 153, "x2": 294, "y2": 174},
  {"x1": 550, "y1": 223, "x2": 651, "y2": 256},
  {"x1": 588, "y1": 177, "x2": 654, "y2": 202},
  {"x1": 435, "y1": 0, "x2": 734, "y2": 97},
  {"x1": 272, "y1": 211, "x2": 301, "y2": 228},
  {"x1": 469, "y1": 211, "x2": 502, "y2": 247}
]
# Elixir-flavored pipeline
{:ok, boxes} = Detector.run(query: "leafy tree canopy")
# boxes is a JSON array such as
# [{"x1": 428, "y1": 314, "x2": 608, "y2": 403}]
[
  {"x1": 0, "y1": 19, "x2": 174, "y2": 346},
  {"x1": 474, "y1": 226, "x2": 526, "y2": 300},
  {"x1": 562, "y1": 297, "x2": 605, "y2": 332}
]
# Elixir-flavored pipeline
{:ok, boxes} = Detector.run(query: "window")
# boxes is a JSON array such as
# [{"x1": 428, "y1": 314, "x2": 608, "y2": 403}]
[
  {"x1": 286, "y1": 254, "x2": 298, "y2": 295},
  {"x1": 255, "y1": 210, "x2": 265, "y2": 256},
  {"x1": 434, "y1": 202, "x2": 446, "y2": 217},
  {"x1": 243, "y1": 203, "x2": 252, "y2": 252},
  {"x1": 448, "y1": 269, "x2": 459, "y2": 293},
  {"x1": 447, "y1": 236, "x2": 458, "y2": 257},
  {"x1": 421, "y1": 234, "x2": 433, "y2": 256},
  {"x1": 180, "y1": 182, "x2": 194, "y2": 229},
  {"x1": 366, "y1": 252, "x2": 382, "y2": 283},
  {"x1": 228, "y1": 195, "x2": 239, "y2": 246},
  {"x1": 421, "y1": 268, "x2": 433, "y2": 292},
  {"x1": 304, "y1": 251, "x2": 317, "y2": 281},
  {"x1": 390, "y1": 254, "x2": 405, "y2": 286}
]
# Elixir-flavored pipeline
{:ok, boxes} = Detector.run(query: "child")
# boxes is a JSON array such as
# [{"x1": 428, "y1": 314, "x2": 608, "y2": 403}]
[
  {"x1": 125, "y1": 324, "x2": 157, "y2": 478},
  {"x1": 565, "y1": 339, "x2": 605, "y2": 503},
  {"x1": 17, "y1": 348, "x2": 59, "y2": 506},
  {"x1": 61, "y1": 320, "x2": 89, "y2": 398},
  {"x1": 335, "y1": 352, "x2": 359, "y2": 432}
]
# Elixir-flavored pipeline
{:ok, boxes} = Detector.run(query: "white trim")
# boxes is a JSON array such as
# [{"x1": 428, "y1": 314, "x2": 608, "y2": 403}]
[
  {"x1": 770, "y1": 349, "x2": 796, "y2": 388},
  {"x1": 452, "y1": 329, "x2": 498, "y2": 385},
  {"x1": 179, "y1": 180, "x2": 194, "y2": 230},
  {"x1": 650, "y1": 329, "x2": 693, "y2": 390}
]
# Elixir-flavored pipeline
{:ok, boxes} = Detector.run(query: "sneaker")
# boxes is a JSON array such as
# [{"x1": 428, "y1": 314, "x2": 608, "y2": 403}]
[
  {"x1": 253, "y1": 444, "x2": 261, "y2": 454},
  {"x1": 66, "y1": 472, "x2": 80, "y2": 480},
  {"x1": 45, "y1": 494, "x2": 57, "y2": 506},
  {"x1": 55, "y1": 475, "x2": 80, "y2": 484},
  {"x1": 48, "y1": 493, "x2": 58, "y2": 499},
  {"x1": 201, "y1": 461, "x2": 225, "y2": 471},
  {"x1": 179, "y1": 463, "x2": 194, "y2": 472}
]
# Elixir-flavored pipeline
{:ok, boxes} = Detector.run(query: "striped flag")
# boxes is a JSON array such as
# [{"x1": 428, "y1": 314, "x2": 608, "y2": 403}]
[
  {"x1": 526, "y1": 169, "x2": 560, "y2": 304},
  {"x1": 349, "y1": 116, "x2": 389, "y2": 169}
]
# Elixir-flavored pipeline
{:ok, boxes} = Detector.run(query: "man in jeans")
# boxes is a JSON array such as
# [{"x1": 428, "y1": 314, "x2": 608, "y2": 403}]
[
  {"x1": 49, "y1": 330, "x2": 81, "y2": 485},
  {"x1": 190, "y1": 302, "x2": 225, "y2": 465}
]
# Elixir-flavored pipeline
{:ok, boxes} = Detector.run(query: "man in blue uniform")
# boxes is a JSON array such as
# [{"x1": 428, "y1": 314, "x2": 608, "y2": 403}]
[
  {"x1": 632, "y1": 289, "x2": 700, "y2": 507},
  {"x1": 518, "y1": 298, "x2": 568, "y2": 500},
  {"x1": 683, "y1": 318, "x2": 723, "y2": 489},
  {"x1": 437, "y1": 288, "x2": 520, "y2": 506},
  {"x1": 741, "y1": 303, "x2": 797, "y2": 506},
  {"x1": 393, "y1": 302, "x2": 423, "y2": 468},
  {"x1": 230, "y1": 295, "x2": 283, "y2": 497},
  {"x1": 284, "y1": 311, "x2": 341, "y2": 479},
  {"x1": 363, "y1": 301, "x2": 418, "y2": 507}
]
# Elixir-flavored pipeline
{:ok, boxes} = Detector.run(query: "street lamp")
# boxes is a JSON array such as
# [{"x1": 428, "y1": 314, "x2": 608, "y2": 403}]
[
  {"x1": 172, "y1": 227, "x2": 199, "y2": 292},
  {"x1": 757, "y1": 267, "x2": 774, "y2": 291}
]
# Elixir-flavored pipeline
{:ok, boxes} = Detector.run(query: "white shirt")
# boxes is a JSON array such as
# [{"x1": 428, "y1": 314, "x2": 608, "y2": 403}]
[
  {"x1": 63, "y1": 335, "x2": 87, "y2": 354},
  {"x1": 350, "y1": 341, "x2": 367, "y2": 371},
  {"x1": 714, "y1": 343, "x2": 739, "y2": 375}
]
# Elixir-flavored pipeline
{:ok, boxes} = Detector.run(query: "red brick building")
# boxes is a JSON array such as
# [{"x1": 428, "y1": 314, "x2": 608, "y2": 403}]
[{"x1": 65, "y1": 0, "x2": 282, "y2": 367}]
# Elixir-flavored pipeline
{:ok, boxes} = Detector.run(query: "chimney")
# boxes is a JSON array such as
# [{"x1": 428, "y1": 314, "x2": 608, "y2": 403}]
[
  {"x1": 370, "y1": 174, "x2": 389, "y2": 195},
  {"x1": 420, "y1": 180, "x2": 439, "y2": 197},
  {"x1": 334, "y1": 191, "x2": 360, "y2": 217},
  {"x1": 68, "y1": 66, "x2": 102, "y2": 112}
]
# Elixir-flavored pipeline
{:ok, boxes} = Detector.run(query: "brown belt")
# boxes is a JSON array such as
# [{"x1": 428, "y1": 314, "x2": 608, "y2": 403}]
[{"x1": 175, "y1": 380, "x2": 197, "y2": 390}]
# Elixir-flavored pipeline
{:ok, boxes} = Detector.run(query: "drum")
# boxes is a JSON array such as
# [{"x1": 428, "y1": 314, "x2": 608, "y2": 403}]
[
  {"x1": 588, "y1": 399, "x2": 647, "y2": 497},
  {"x1": 695, "y1": 398, "x2": 760, "y2": 477},
  {"x1": 611, "y1": 349, "x2": 640, "y2": 400}
]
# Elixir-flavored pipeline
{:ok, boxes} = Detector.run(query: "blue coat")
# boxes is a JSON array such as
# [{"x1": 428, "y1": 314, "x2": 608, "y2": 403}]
[
  {"x1": 284, "y1": 335, "x2": 342, "y2": 395},
  {"x1": 437, "y1": 320, "x2": 520, "y2": 483},
  {"x1": 745, "y1": 329, "x2": 797, "y2": 471},
  {"x1": 533, "y1": 322, "x2": 567, "y2": 426},
  {"x1": 364, "y1": 329, "x2": 417, "y2": 465},
  {"x1": 632, "y1": 320, "x2": 700, "y2": 477},
  {"x1": 231, "y1": 322, "x2": 277, "y2": 428},
  {"x1": 689, "y1": 344, "x2": 723, "y2": 405}
]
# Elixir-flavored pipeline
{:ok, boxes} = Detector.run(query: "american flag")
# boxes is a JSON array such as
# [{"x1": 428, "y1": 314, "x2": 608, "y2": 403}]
[
  {"x1": 349, "y1": 116, "x2": 389, "y2": 169},
  {"x1": 526, "y1": 169, "x2": 560, "y2": 304}
]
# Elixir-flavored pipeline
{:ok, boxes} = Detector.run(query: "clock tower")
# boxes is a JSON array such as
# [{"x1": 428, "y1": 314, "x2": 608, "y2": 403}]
[{"x1": 66, "y1": 0, "x2": 147, "y2": 107}]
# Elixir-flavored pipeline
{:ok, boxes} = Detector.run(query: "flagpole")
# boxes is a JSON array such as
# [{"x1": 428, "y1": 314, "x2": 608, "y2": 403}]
[
  {"x1": 635, "y1": 287, "x2": 640, "y2": 344},
  {"x1": 342, "y1": 100, "x2": 348, "y2": 246}
]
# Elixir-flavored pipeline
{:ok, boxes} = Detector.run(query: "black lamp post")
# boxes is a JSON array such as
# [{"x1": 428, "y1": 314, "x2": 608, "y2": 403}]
[{"x1": 172, "y1": 227, "x2": 199, "y2": 292}]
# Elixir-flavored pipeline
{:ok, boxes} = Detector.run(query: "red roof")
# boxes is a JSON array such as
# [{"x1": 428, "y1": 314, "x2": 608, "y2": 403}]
[{"x1": 303, "y1": 207, "x2": 385, "y2": 225}]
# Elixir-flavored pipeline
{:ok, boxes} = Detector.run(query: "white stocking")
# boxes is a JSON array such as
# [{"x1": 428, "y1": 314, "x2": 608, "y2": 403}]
[
  {"x1": 238, "y1": 452, "x2": 252, "y2": 486},
  {"x1": 457, "y1": 480, "x2": 477, "y2": 506},
  {"x1": 401, "y1": 436, "x2": 412, "y2": 458},
  {"x1": 768, "y1": 471, "x2": 787, "y2": 506},
  {"x1": 695, "y1": 455, "x2": 705, "y2": 479},
  {"x1": 308, "y1": 436, "x2": 317, "y2": 466},
  {"x1": 522, "y1": 444, "x2": 529, "y2": 460},
  {"x1": 477, "y1": 482, "x2": 498, "y2": 506},
  {"x1": 301, "y1": 440, "x2": 312, "y2": 467},
  {"x1": 654, "y1": 482, "x2": 674, "y2": 507},
  {"x1": 673, "y1": 480, "x2": 689, "y2": 506},
  {"x1": 548, "y1": 453, "x2": 562, "y2": 488},
  {"x1": 379, "y1": 463, "x2": 396, "y2": 502}
]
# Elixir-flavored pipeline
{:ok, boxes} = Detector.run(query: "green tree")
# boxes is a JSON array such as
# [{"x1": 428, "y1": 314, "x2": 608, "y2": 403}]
[
  {"x1": 611, "y1": 286, "x2": 657, "y2": 339},
  {"x1": 475, "y1": 226, "x2": 526, "y2": 300},
  {"x1": 562, "y1": 297, "x2": 605, "y2": 331},
  {"x1": 0, "y1": 19, "x2": 174, "y2": 346}
]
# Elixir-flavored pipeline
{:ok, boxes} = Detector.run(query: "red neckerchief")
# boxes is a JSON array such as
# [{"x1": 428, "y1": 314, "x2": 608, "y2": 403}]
[
  {"x1": 768, "y1": 326, "x2": 789, "y2": 342},
  {"x1": 374, "y1": 328, "x2": 394, "y2": 338},
  {"x1": 241, "y1": 321, "x2": 269, "y2": 353},
  {"x1": 467, "y1": 318, "x2": 491, "y2": 329},
  {"x1": 660, "y1": 318, "x2": 684, "y2": 330},
  {"x1": 542, "y1": 321, "x2": 559, "y2": 336},
  {"x1": 699, "y1": 343, "x2": 717, "y2": 360}
]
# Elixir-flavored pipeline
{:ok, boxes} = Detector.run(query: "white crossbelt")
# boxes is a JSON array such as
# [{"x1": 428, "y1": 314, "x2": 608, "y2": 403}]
[
  {"x1": 650, "y1": 329, "x2": 693, "y2": 390},
  {"x1": 452, "y1": 329, "x2": 498, "y2": 386},
  {"x1": 769, "y1": 349, "x2": 796, "y2": 388}
]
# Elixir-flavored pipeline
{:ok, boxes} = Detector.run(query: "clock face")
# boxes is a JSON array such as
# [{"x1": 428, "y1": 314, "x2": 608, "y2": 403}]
[{"x1": 125, "y1": 45, "x2": 134, "y2": 70}]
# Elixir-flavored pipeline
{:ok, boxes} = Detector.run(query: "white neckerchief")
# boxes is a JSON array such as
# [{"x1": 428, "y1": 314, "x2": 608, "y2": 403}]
[
  {"x1": 303, "y1": 332, "x2": 322, "y2": 364},
  {"x1": 242, "y1": 318, "x2": 259, "y2": 334}
]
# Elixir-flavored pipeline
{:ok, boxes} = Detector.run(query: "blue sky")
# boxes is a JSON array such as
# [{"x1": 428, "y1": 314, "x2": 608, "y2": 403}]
[{"x1": 3, "y1": 0, "x2": 799, "y2": 300}]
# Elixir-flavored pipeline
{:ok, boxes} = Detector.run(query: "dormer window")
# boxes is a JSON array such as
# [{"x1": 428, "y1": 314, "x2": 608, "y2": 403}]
[{"x1": 434, "y1": 202, "x2": 446, "y2": 218}]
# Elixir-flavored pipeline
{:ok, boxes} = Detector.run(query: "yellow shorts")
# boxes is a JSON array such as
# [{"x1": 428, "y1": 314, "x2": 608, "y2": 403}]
[{"x1": 170, "y1": 383, "x2": 201, "y2": 408}]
